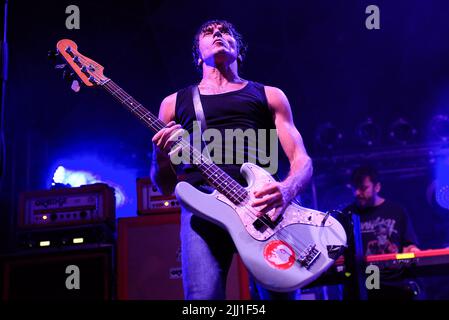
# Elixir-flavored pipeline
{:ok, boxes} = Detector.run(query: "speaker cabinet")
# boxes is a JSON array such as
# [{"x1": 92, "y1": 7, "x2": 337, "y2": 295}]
[
  {"x1": 117, "y1": 213, "x2": 250, "y2": 300},
  {"x1": 1, "y1": 244, "x2": 114, "y2": 300}
]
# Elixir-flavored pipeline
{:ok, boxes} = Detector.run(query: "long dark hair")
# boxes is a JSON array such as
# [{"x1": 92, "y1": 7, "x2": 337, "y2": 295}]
[{"x1": 192, "y1": 19, "x2": 247, "y2": 70}]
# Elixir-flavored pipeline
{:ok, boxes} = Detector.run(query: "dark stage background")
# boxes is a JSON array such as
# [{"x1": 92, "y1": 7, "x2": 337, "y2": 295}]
[{"x1": 1, "y1": 0, "x2": 449, "y2": 298}]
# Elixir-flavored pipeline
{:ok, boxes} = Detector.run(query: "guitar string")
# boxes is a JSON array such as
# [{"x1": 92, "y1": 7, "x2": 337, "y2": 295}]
[
  {"x1": 74, "y1": 55, "x2": 319, "y2": 261},
  {"x1": 100, "y1": 78, "x2": 318, "y2": 261}
]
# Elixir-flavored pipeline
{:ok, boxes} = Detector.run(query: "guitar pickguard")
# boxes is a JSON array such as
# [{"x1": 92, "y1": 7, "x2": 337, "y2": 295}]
[{"x1": 215, "y1": 163, "x2": 333, "y2": 241}]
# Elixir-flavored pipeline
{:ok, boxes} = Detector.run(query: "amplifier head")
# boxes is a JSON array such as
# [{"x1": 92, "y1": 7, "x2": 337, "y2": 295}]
[
  {"x1": 136, "y1": 177, "x2": 180, "y2": 215},
  {"x1": 18, "y1": 183, "x2": 116, "y2": 229}
]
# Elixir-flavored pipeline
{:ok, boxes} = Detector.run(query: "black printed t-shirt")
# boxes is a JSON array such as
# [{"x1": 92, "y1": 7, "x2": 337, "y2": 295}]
[
  {"x1": 338, "y1": 200, "x2": 421, "y2": 299},
  {"x1": 345, "y1": 200, "x2": 418, "y2": 255}
]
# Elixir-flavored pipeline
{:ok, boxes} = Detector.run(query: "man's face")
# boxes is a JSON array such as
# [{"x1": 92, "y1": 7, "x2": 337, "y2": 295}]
[
  {"x1": 353, "y1": 176, "x2": 379, "y2": 208},
  {"x1": 197, "y1": 23, "x2": 239, "y2": 66}
]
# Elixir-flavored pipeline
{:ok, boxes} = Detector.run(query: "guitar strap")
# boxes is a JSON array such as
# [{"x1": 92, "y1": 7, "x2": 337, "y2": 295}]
[
  {"x1": 192, "y1": 86, "x2": 207, "y2": 133},
  {"x1": 192, "y1": 86, "x2": 211, "y2": 160}
]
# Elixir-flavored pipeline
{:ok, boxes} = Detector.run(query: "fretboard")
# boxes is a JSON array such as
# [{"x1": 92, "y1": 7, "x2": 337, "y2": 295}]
[{"x1": 101, "y1": 79, "x2": 248, "y2": 204}]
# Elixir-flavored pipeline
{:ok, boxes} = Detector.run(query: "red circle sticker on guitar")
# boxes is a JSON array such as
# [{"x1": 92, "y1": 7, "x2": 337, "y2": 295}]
[{"x1": 263, "y1": 240, "x2": 296, "y2": 270}]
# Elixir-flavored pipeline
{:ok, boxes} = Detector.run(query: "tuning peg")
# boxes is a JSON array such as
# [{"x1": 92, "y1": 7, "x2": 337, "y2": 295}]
[
  {"x1": 73, "y1": 56, "x2": 82, "y2": 67},
  {"x1": 80, "y1": 65, "x2": 90, "y2": 76},
  {"x1": 47, "y1": 50, "x2": 60, "y2": 61},
  {"x1": 65, "y1": 46, "x2": 74, "y2": 57}
]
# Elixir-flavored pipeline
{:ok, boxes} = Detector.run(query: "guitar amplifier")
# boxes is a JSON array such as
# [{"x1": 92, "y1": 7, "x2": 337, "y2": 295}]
[
  {"x1": 1, "y1": 244, "x2": 115, "y2": 300},
  {"x1": 136, "y1": 177, "x2": 180, "y2": 215},
  {"x1": 18, "y1": 183, "x2": 116, "y2": 229},
  {"x1": 16, "y1": 223, "x2": 116, "y2": 250},
  {"x1": 117, "y1": 213, "x2": 250, "y2": 300}
]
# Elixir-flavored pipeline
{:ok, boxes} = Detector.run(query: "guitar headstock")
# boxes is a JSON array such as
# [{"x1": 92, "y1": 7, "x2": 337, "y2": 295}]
[{"x1": 53, "y1": 39, "x2": 109, "y2": 88}]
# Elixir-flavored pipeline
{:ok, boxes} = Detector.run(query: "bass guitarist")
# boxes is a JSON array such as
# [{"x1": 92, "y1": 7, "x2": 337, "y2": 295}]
[{"x1": 150, "y1": 19, "x2": 313, "y2": 300}]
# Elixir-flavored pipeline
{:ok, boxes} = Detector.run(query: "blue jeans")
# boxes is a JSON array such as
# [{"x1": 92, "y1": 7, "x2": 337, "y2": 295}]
[
  {"x1": 180, "y1": 206, "x2": 236, "y2": 299},
  {"x1": 180, "y1": 186, "x2": 299, "y2": 300}
]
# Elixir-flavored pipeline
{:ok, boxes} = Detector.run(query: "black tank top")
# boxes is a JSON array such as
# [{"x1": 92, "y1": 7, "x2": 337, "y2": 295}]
[{"x1": 174, "y1": 81, "x2": 276, "y2": 187}]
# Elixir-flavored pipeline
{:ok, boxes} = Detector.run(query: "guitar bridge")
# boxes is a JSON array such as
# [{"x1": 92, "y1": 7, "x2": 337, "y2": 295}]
[{"x1": 297, "y1": 244, "x2": 321, "y2": 269}]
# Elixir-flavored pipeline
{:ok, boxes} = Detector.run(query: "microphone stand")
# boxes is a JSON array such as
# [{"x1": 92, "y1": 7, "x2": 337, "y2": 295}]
[{"x1": 350, "y1": 212, "x2": 368, "y2": 300}]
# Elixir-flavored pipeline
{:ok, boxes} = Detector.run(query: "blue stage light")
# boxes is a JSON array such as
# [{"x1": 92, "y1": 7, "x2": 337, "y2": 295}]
[
  {"x1": 431, "y1": 115, "x2": 449, "y2": 143},
  {"x1": 49, "y1": 155, "x2": 136, "y2": 218},
  {"x1": 435, "y1": 158, "x2": 449, "y2": 210}
]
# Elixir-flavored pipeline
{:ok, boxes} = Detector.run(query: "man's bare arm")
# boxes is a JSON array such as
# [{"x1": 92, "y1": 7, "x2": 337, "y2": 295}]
[
  {"x1": 150, "y1": 92, "x2": 179, "y2": 195},
  {"x1": 252, "y1": 86, "x2": 313, "y2": 220},
  {"x1": 268, "y1": 86, "x2": 313, "y2": 197}
]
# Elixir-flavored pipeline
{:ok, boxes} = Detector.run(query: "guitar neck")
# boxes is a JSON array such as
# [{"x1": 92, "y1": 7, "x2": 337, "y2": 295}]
[
  {"x1": 101, "y1": 79, "x2": 248, "y2": 204},
  {"x1": 102, "y1": 79, "x2": 165, "y2": 134}
]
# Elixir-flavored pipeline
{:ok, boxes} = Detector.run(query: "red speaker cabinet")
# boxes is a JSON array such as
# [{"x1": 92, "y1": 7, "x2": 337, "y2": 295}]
[{"x1": 117, "y1": 213, "x2": 250, "y2": 300}]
